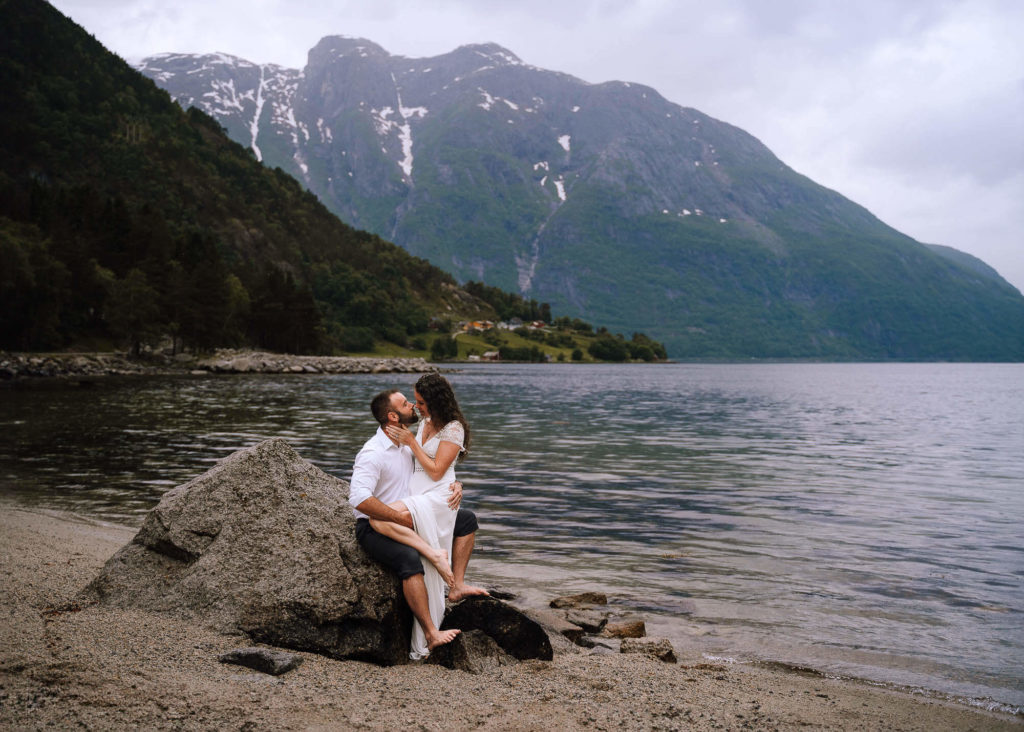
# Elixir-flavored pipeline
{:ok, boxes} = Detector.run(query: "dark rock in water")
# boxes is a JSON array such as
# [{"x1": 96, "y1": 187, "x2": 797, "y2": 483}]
[
  {"x1": 550, "y1": 592, "x2": 607, "y2": 608},
  {"x1": 219, "y1": 647, "x2": 304, "y2": 675},
  {"x1": 426, "y1": 630, "x2": 515, "y2": 674},
  {"x1": 620, "y1": 637, "x2": 677, "y2": 663},
  {"x1": 563, "y1": 608, "x2": 608, "y2": 633},
  {"x1": 80, "y1": 438, "x2": 412, "y2": 665},
  {"x1": 440, "y1": 596, "x2": 553, "y2": 661}
]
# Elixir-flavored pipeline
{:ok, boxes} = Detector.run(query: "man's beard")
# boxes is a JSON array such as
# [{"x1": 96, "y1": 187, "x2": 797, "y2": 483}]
[{"x1": 401, "y1": 410, "x2": 419, "y2": 426}]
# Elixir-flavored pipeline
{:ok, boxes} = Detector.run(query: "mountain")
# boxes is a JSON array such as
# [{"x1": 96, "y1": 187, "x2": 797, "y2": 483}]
[
  {"x1": 137, "y1": 38, "x2": 1024, "y2": 360},
  {"x1": 924, "y1": 244, "x2": 1011, "y2": 286},
  {"x1": 0, "y1": 1, "x2": 501, "y2": 354}
]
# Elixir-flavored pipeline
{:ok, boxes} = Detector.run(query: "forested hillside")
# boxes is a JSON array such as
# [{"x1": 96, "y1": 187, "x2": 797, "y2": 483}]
[{"x1": 0, "y1": 0, "x2": 487, "y2": 355}]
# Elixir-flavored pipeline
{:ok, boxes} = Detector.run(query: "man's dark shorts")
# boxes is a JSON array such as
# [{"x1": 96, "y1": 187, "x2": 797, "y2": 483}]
[{"x1": 355, "y1": 509, "x2": 478, "y2": 580}]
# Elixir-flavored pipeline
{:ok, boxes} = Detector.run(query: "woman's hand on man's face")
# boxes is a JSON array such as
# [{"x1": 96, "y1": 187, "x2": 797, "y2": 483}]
[{"x1": 386, "y1": 424, "x2": 414, "y2": 445}]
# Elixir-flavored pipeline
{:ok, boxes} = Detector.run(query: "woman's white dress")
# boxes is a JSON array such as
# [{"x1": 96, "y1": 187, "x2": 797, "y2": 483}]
[{"x1": 402, "y1": 418, "x2": 464, "y2": 660}]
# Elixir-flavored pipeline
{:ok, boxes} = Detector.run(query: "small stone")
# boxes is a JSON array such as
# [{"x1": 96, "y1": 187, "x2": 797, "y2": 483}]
[
  {"x1": 549, "y1": 592, "x2": 607, "y2": 608},
  {"x1": 620, "y1": 637, "x2": 677, "y2": 663},
  {"x1": 563, "y1": 608, "x2": 607, "y2": 633},
  {"x1": 601, "y1": 619, "x2": 646, "y2": 638},
  {"x1": 218, "y1": 647, "x2": 304, "y2": 675}
]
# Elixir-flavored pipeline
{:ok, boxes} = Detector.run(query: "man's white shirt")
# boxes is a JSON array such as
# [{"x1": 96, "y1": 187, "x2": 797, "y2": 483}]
[{"x1": 348, "y1": 426, "x2": 414, "y2": 519}]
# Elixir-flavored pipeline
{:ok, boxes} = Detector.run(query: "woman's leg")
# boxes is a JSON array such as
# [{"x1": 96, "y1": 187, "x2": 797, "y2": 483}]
[{"x1": 369, "y1": 502, "x2": 455, "y2": 587}]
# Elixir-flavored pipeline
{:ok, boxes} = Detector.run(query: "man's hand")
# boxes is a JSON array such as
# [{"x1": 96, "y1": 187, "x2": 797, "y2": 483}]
[
  {"x1": 355, "y1": 497, "x2": 414, "y2": 529},
  {"x1": 447, "y1": 480, "x2": 463, "y2": 511}
]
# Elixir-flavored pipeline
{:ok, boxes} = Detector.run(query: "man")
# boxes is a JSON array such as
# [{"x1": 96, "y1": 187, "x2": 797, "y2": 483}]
[{"x1": 349, "y1": 389, "x2": 488, "y2": 653}]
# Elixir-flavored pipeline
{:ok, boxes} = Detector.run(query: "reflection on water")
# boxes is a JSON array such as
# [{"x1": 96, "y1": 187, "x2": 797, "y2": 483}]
[{"x1": 2, "y1": 363, "x2": 1022, "y2": 710}]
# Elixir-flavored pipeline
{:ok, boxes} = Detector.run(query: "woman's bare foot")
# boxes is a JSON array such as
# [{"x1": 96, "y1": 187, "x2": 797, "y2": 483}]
[
  {"x1": 426, "y1": 627, "x2": 461, "y2": 651},
  {"x1": 447, "y1": 582, "x2": 490, "y2": 603},
  {"x1": 429, "y1": 550, "x2": 455, "y2": 587}
]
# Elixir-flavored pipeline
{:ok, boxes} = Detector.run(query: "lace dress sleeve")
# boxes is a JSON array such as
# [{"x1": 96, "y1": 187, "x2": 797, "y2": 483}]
[{"x1": 437, "y1": 420, "x2": 465, "y2": 452}]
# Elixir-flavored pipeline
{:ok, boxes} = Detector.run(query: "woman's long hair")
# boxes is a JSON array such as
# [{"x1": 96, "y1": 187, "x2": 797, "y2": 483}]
[{"x1": 415, "y1": 373, "x2": 471, "y2": 461}]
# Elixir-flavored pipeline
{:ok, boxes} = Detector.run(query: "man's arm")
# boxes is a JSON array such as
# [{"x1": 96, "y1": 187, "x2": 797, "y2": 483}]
[
  {"x1": 354, "y1": 496, "x2": 414, "y2": 529},
  {"x1": 350, "y1": 447, "x2": 415, "y2": 528},
  {"x1": 349, "y1": 447, "x2": 382, "y2": 512}
]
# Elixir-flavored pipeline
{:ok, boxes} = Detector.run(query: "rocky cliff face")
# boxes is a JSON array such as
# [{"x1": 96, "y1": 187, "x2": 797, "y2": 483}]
[{"x1": 137, "y1": 39, "x2": 1024, "y2": 359}]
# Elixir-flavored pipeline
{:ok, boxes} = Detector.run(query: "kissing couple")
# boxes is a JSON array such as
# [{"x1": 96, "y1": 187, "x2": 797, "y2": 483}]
[{"x1": 348, "y1": 372, "x2": 489, "y2": 660}]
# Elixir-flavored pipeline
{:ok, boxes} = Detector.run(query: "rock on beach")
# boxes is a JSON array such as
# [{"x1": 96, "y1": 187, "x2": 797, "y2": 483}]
[
  {"x1": 79, "y1": 438, "x2": 414, "y2": 665},
  {"x1": 621, "y1": 637, "x2": 677, "y2": 663},
  {"x1": 218, "y1": 647, "x2": 304, "y2": 675}
]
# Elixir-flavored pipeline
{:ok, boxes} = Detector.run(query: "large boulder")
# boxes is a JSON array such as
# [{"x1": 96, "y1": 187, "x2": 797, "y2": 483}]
[{"x1": 80, "y1": 438, "x2": 412, "y2": 665}]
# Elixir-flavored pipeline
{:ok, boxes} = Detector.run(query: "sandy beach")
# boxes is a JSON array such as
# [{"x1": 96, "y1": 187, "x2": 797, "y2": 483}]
[{"x1": 1, "y1": 503, "x2": 1019, "y2": 731}]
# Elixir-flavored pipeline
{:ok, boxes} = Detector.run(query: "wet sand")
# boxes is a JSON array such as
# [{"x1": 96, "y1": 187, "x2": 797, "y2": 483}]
[{"x1": 1, "y1": 503, "x2": 1019, "y2": 730}]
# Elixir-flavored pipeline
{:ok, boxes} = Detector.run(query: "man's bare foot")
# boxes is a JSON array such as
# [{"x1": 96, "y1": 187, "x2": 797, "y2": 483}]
[
  {"x1": 428, "y1": 550, "x2": 455, "y2": 587},
  {"x1": 426, "y1": 628, "x2": 460, "y2": 651},
  {"x1": 447, "y1": 582, "x2": 490, "y2": 603}
]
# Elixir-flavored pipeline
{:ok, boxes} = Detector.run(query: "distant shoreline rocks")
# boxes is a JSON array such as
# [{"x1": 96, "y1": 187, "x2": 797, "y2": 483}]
[
  {"x1": 0, "y1": 349, "x2": 437, "y2": 381},
  {"x1": 194, "y1": 349, "x2": 435, "y2": 375}
]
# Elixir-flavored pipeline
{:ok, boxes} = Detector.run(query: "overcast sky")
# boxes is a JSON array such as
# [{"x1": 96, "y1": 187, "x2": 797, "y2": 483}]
[{"x1": 51, "y1": 0, "x2": 1024, "y2": 293}]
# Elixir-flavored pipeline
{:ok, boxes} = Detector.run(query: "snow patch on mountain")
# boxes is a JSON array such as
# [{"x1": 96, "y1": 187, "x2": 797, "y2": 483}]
[
  {"x1": 371, "y1": 106, "x2": 396, "y2": 136},
  {"x1": 249, "y1": 65, "x2": 266, "y2": 161},
  {"x1": 316, "y1": 118, "x2": 332, "y2": 143},
  {"x1": 391, "y1": 74, "x2": 429, "y2": 180},
  {"x1": 558, "y1": 135, "x2": 571, "y2": 152},
  {"x1": 554, "y1": 178, "x2": 566, "y2": 201},
  {"x1": 478, "y1": 89, "x2": 524, "y2": 114},
  {"x1": 467, "y1": 45, "x2": 523, "y2": 68},
  {"x1": 203, "y1": 78, "x2": 245, "y2": 114}
]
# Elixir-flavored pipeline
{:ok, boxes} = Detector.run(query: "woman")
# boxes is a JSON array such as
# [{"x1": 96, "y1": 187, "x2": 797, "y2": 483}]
[{"x1": 368, "y1": 372, "x2": 471, "y2": 659}]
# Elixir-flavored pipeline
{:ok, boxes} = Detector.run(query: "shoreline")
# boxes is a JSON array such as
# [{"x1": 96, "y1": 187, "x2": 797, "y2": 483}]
[
  {"x1": 0, "y1": 349, "x2": 436, "y2": 380},
  {"x1": 1, "y1": 500, "x2": 1019, "y2": 730}
]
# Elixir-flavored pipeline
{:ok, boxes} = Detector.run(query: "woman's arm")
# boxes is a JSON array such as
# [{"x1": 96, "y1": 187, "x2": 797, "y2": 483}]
[{"x1": 386, "y1": 425, "x2": 461, "y2": 481}]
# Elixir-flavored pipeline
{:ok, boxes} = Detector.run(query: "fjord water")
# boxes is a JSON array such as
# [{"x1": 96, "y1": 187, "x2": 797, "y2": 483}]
[{"x1": 2, "y1": 363, "x2": 1021, "y2": 709}]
